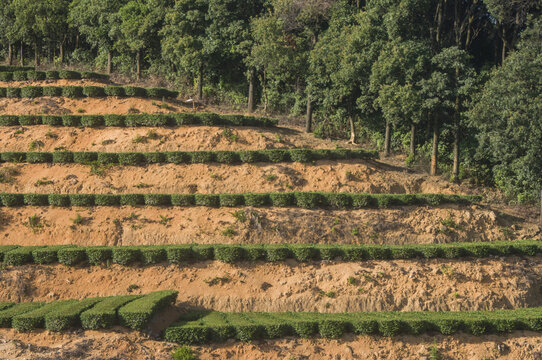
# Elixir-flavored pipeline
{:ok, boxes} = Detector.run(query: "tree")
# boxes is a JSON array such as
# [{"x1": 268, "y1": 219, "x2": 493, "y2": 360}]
[
  {"x1": 0, "y1": 0, "x2": 18, "y2": 65},
  {"x1": 160, "y1": 0, "x2": 209, "y2": 100},
  {"x1": 118, "y1": 0, "x2": 168, "y2": 80},
  {"x1": 469, "y1": 16, "x2": 542, "y2": 202},
  {"x1": 69, "y1": 0, "x2": 127, "y2": 74}
]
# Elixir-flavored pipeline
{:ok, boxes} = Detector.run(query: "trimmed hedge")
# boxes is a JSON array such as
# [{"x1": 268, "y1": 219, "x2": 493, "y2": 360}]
[
  {"x1": 0, "y1": 149, "x2": 377, "y2": 165},
  {"x1": 0, "y1": 66, "x2": 34, "y2": 72},
  {"x1": 0, "y1": 291, "x2": 175, "y2": 332},
  {"x1": 0, "y1": 192, "x2": 482, "y2": 209},
  {"x1": 80, "y1": 295, "x2": 142, "y2": 329},
  {"x1": 164, "y1": 308, "x2": 542, "y2": 344},
  {"x1": 2, "y1": 240, "x2": 540, "y2": 267},
  {"x1": 0, "y1": 70, "x2": 108, "y2": 81},
  {"x1": 0, "y1": 86, "x2": 178, "y2": 98},
  {"x1": 0, "y1": 113, "x2": 278, "y2": 128},
  {"x1": 118, "y1": 290, "x2": 178, "y2": 330}
]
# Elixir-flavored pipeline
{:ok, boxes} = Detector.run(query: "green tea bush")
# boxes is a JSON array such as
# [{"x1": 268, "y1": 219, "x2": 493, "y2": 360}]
[
  {"x1": 73, "y1": 152, "x2": 98, "y2": 163},
  {"x1": 113, "y1": 247, "x2": 140, "y2": 265},
  {"x1": 118, "y1": 290, "x2": 178, "y2": 330},
  {"x1": 23, "y1": 193, "x2": 49, "y2": 206},
  {"x1": 94, "y1": 194, "x2": 121, "y2": 206},
  {"x1": 97, "y1": 153, "x2": 119, "y2": 164},
  {"x1": 195, "y1": 194, "x2": 220, "y2": 207},
  {"x1": 61, "y1": 115, "x2": 81, "y2": 127},
  {"x1": 104, "y1": 114, "x2": 125, "y2": 126},
  {"x1": 104, "y1": 86, "x2": 126, "y2": 97},
  {"x1": 118, "y1": 153, "x2": 145, "y2": 165},
  {"x1": 43, "y1": 115, "x2": 63, "y2": 125},
  {"x1": 20, "y1": 86, "x2": 43, "y2": 98},
  {"x1": 0, "y1": 116, "x2": 19, "y2": 126},
  {"x1": 219, "y1": 194, "x2": 245, "y2": 207},
  {"x1": 62, "y1": 86, "x2": 84, "y2": 98},
  {"x1": 83, "y1": 86, "x2": 106, "y2": 97},
  {"x1": 80, "y1": 295, "x2": 140, "y2": 329},
  {"x1": 45, "y1": 298, "x2": 102, "y2": 331},
  {"x1": 48, "y1": 194, "x2": 71, "y2": 207},
  {"x1": 166, "y1": 246, "x2": 195, "y2": 263},
  {"x1": 124, "y1": 86, "x2": 147, "y2": 97},
  {"x1": 58, "y1": 248, "x2": 86, "y2": 266},
  {"x1": 214, "y1": 246, "x2": 245, "y2": 263},
  {"x1": 120, "y1": 194, "x2": 145, "y2": 206},
  {"x1": 26, "y1": 152, "x2": 52, "y2": 163},
  {"x1": 6, "y1": 87, "x2": 21, "y2": 97},
  {"x1": 12, "y1": 71, "x2": 27, "y2": 81},
  {"x1": 45, "y1": 70, "x2": 59, "y2": 79},
  {"x1": 86, "y1": 247, "x2": 113, "y2": 265},
  {"x1": 289, "y1": 149, "x2": 313, "y2": 162},
  {"x1": 43, "y1": 86, "x2": 63, "y2": 96},
  {"x1": 58, "y1": 70, "x2": 81, "y2": 79},
  {"x1": 144, "y1": 194, "x2": 171, "y2": 206},
  {"x1": 319, "y1": 320, "x2": 348, "y2": 339},
  {"x1": 1, "y1": 193, "x2": 24, "y2": 206},
  {"x1": 69, "y1": 194, "x2": 95, "y2": 206}
]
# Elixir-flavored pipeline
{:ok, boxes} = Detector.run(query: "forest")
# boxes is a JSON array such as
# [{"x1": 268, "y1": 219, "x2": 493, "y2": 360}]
[{"x1": 0, "y1": 0, "x2": 540, "y2": 203}]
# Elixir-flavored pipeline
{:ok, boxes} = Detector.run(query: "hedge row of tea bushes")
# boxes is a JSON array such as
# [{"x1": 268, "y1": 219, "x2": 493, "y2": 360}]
[
  {"x1": 164, "y1": 308, "x2": 542, "y2": 344},
  {"x1": 0, "y1": 66, "x2": 34, "y2": 72},
  {"x1": 0, "y1": 70, "x2": 109, "y2": 82},
  {"x1": 0, "y1": 113, "x2": 279, "y2": 128},
  {"x1": 0, "y1": 86, "x2": 178, "y2": 99},
  {"x1": 0, "y1": 290, "x2": 177, "y2": 332},
  {"x1": 1, "y1": 241, "x2": 538, "y2": 267},
  {"x1": 0, "y1": 192, "x2": 481, "y2": 209},
  {"x1": 0, "y1": 149, "x2": 377, "y2": 166}
]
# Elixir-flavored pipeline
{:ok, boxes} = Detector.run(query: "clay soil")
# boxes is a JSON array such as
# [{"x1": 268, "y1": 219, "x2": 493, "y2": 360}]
[
  {"x1": 0, "y1": 205, "x2": 537, "y2": 246},
  {"x1": 1, "y1": 329, "x2": 541, "y2": 360},
  {"x1": 1, "y1": 258, "x2": 541, "y2": 313}
]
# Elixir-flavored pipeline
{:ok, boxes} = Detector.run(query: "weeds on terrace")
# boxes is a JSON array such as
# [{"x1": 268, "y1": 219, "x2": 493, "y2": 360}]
[
  {"x1": 275, "y1": 134, "x2": 282, "y2": 143},
  {"x1": 440, "y1": 216, "x2": 461, "y2": 231},
  {"x1": 0, "y1": 167, "x2": 20, "y2": 183},
  {"x1": 230, "y1": 210, "x2": 247, "y2": 223},
  {"x1": 430, "y1": 340, "x2": 441, "y2": 360},
  {"x1": 209, "y1": 172, "x2": 222, "y2": 180},
  {"x1": 132, "y1": 135, "x2": 146, "y2": 144},
  {"x1": 14, "y1": 128, "x2": 25, "y2": 135},
  {"x1": 319, "y1": 290, "x2": 336, "y2": 298},
  {"x1": 159, "y1": 215, "x2": 172, "y2": 226},
  {"x1": 34, "y1": 178, "x2": 54, "y2": 186},
  {"x1": 171, "y1": 346, "x2": 198, "y2": 360},
  {"x1": 128, "y1": 106, "x2": 139, "y2": 114},
  {"x1": 45, "y1": 130, "x2": 58, "y2": 139},
  {"x1": 146, "y1": 130, "x2": 160, "y2": 140},
  {"x1": 440, "y1": 265, "x2": 455, "y2": 278},
  {"x1": 71, "y1": 214, "x2": 84, "y2": 225},
  {"x1": 135, "y1": 183, "x2": 152, "y2": 189},
  {"x1": 264, "y1": 174, "x2": 277, "y2": 182},
  {"x1": 222, "y1": 226, "x2": 237, "y2": 237},
  {"x1": 500, "y1": 226, "x2": 515, "y2": 239},
  {"x1": 351, "y1": 227, "x2": 360, "y2": 236},
  {"x1": 347, "y1": 276, "x2": 359, "y2": 286},
  {"x1": 29, "y1": 140, "x2": 44, "y2": 151},
  {"x1": 25, "y1": 214, "x2": 43, "y2": 233},
  {"x1": 221, "y1": 128, "x2": 238, "y2": 142},
  {"x1": 204, "y1": 275, "x2": 231, "y2": 286},
  {"x1": 127, "y1": 284, "x2": 140, "y2": 293},
  {"x1": 77, "y1": 108, "x2": 85, "y2": 113},
  {"x1": 89, "y1": 162, "x2": 112, "y2": 177}
]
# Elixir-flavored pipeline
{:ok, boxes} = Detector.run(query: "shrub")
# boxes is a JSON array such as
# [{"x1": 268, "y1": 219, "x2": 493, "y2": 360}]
[
  {"x1": 144, "y1": 152, "x2": 166, "y2": 164},
  {"x1": 104, "y1": 86, "x2": 126, "y2": 97},
  {"x1": 290, "y1": 149, "x2": 313, "y2": 162},
  {"x1": 264, "y1": 150, "x2": 290, "y2": 163},
  {"x1": 216, "y1": 151, "x2": 240, "y2": 164},
  {"x1": 26, "y1": 152, "x2": 52, "y2": 163},
  {"x1": 94, "y1": 194, "x2": 121, "y2": 206},
  {"x1": 219, "y1": 194, "x2": 245, "y2": 207},
  {"x1": 244, "y1": 193, "x2": 270, "y2": 207},
  {"x1": 45, "y1": 70, "x2": 59, "y2": 79},
  {"x1": 83, "y1": 86, "x2": 106, "y2": 97},
  {"x1": 166, "y1": 152, "x2": 190, "y2": 164},
  {"x1": 13, "y1": 300, "x2": 76, "y2": 331},
  {"x1": 378, "y1": 320, "x2": 403, "y2": 336},
  {"x1": 17, "y1": 115, "x2": 40, "y2": 125},
  {"x1": 144, "y1": 194, "x2": 171, "y2": 206},
  {"x1": 4, "y1": 246, "x2": 42, "y2": 266},
  {"x1": 6, "y1": 87, "x2": 21, "y2": 97},
  {"x1": 215, "y1": 246, "x2": 245, "y2": 263},
  {"x1": 294, "y1": 192, "x2": 324, "y2": 209},
  {"x1": 69, "y1": 194, "x2": 95, "y2": 207},
  {"x1": 118, "y1": 290, "x2": 178, "y2": 330},
  {"x1": 58, "y1": 70, "x2": 80, "y2": 79},
  {"x1": 86, "y1": 247, "x2": 113, "y2": 265},
  {"x1": 58, "y1": 248, "x2": 87, "y2": 266},
  {"x1": 23, "y1": 193, "x2": 49, "y2": 206},
  {"x1": 45, "y1": 298, "x2": 102, "y2": 331},
  {"x1": 0, "y1": 115, "x2": 19, "y2": 126},
  {"x1": 62, "y1": 86, "x2": 84, "y2": 98},
  {"x1": 195, "y1": 194, "x2": 220, "y2": 207},
  {"x1": 190, "y1": 151, "x2": 214, "y2": 163},
  {"x1": 61, "y1": 115, "x2": 81, "y2": 127},
  {"x1": 12, "y1": 71, "x2": 27, "y2": 81},
  {"x1": 319, "y1": 320, "x2": 348, "y2": 339},
  {"x1": 265, "y1": 246, "x2": 291, "y2": 261},
  {"x1": 124, "y1": 86, "x2": 147, "y2": 97},
  {"x1": 42, "y1": 115, "x2": 63, "y2": 125},
  {"x1": 291, "y1": 246, "x2": 319, "y2": 262},
  {"x1": 20, "y1": 86, "x2": 43, "y2": 98},
  {"x1": 97, "y1": 153, "x2": 119, "y2": 164},
  {"x1": 239, "y1": 151, "x2": 262, "y2": 163},
  {"x1": 104, "y1": 115, "x2": 125, "y2": 126},
  {"x1": 146, "y1": 88, "x2": 178, "y2": 98},
  {"x1": 1, "y1": 193, "x2": 24, "y2": 206},
  {"x1": 48, "y1": 194, "x2": 70, "y2": 207},
  {"x1": 121, "y1": 194, "x2": 145, "y2": 206},
  {"x1": 80, "y1": 295, "x2": 140, "y2": 329},
  {"x1": 166, "y1": 246, "x2": 195, "y2": 264},
  {"x1": 0, "y1": 72, "x2": 13, "y2": 81},
  {"x1": 292, "y1": 321, "x2": 319, "y2": 338},
  {"x1": 326, "y1": 193, "x2": 352, "y2": 209},
  {"x1": 73, "y1": 152, "x2": 98, "y2": 163},
  {"x1": 171, "y1": 194, "x2": 195, "y2": 206},
  {"x1": 118, "y1": 153, "x2": 145, "y2": 165},
  {"x1": 113, "y1": 247, "x2": 140, "y2": 265},
  {"x1": 269, "y1": 193, "x2": 295, "y2": 207},
  {"x1": 140, "y1": 247, "x2": 167, "y2": 264},
  {"x1": 42, "y1": 86, "x2": 63, "y2": 96}
]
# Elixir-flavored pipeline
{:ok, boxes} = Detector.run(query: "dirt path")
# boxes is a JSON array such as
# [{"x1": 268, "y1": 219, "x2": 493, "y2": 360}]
[
  {"x1": 1, "y1": 258, "x2": 540, "y2": 312},
  {"x1": 0, "y1": 161, "x2": 468, "y2": 195},
  {"x1": 0, "y1": 205, "x2": 535, "y2": 246},
  {"x1": 0, "y1": 329, "x2": 541, "y2": 360}
]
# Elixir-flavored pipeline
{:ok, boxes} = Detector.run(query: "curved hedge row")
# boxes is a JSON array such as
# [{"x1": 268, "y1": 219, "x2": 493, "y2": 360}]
[
  {"x1": 0, "y1": 149, "x2": 377, "y2": 165},
  {"x1": 0, "y1": 70, "x2": 108, "y2": 82},
  {"x1": 164, "y1": 308, "x2": 542, "y2": 344},
  {"x1": 0, "y1": 291, "x2": 177, "y2": 332},
  {"x1": 0, "y1": 85, "x2": 178, "y2": 99},
  {"x1": 0, "y1": 113, "x2": 278, "y2": 128},
  {"x1": 1, "y1": 240, "x2": 536, "y2": 267},
  {"x1": 0, "y1": 192, "x2": 482, "y2": 209}
]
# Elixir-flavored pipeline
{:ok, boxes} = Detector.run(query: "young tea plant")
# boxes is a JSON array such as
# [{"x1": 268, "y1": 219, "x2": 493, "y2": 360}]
[
  {"x1": 45, "y1": 130, "x2": 58, "y2": 139},
  {"x1": 29, "y1": 140, "x2": 44, "y2": 151},
  {"x1": 204, "y1": 275, "x2": 231, "y2": 287},
  {"x1": 230, "y1": 210, "x2": 247, "y2": 223},
  {"x1": 132, "y1": 135, "x2": 146, "y2": 144},
  {"x1": 221, "y1": 128, "x2": 238, "y2": 142},
  {"x1": 159, "y1": 215, "x2": 173, "y2": 227},
  {"x1": 221, "y1": 226, "x2": 237, "y2": 237},
  {"x1": 0, "y1": 167, "x2": 20, "y2": 184},
  {"x1": 127, "y1": 284, "x2": 140, "y2": 293},
  {"x1": 34, "y1": 178, "x2": 54, "y2": 186},
  {"x1": 25, "y1": 214, "x2": 44, "y2": 233}
]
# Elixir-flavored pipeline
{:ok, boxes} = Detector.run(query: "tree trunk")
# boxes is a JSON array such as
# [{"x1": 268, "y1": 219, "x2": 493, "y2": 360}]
[
  {"x1": 452, "y1": 67, "x2": 461, "y2": 183},
  {"x1": 60, "y1": 42, "x2": 64, "y2": 64},
  {"x1": 384, "y1": 120, "x2": 391, "y2": 156},
  {"x1": 7, "y1": 43, "x2": 13, "y2": 65},
  {"x1": 136, "y1": 50, "x2": 141, "y2": 81},
  {"x1": 248, "y1": 68, "x2": 256, "y2": 113},
  {"x1": 107, "y1": 51, "x2": 112, "y2": 75},
  {"x1": 305, "y1": 93, "x2": 313, "y2": 133},
  {"x1": 410, "y1": 123, "x2": 416, "y2": 156},
  {"x1": 34, "y1": 43, "x2": 40, "y2": 68},
  {"x1": 348, "y1": 116, "x2": 356, "y2": 144},
  {"x1": 197, "y1": 64, "x2": 203, "y2": 101},
  {"x1": 501, "y1": 26, "x2": 507, "y2": 64},
  {"x1": 20, "y1": 41, "x2": 24, "y2": 66},
  {"x1": 431, "y1": 117, "x2": 439, "y2": 176}
]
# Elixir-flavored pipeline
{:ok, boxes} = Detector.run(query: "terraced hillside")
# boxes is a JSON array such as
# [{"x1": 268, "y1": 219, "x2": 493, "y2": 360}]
[{"x1": 1, "y1": 74, "x2": 542, "y2": 360}]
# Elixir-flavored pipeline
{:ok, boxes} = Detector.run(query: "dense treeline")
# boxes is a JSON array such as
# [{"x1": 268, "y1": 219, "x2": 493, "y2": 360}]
[{"x1": 0, "y1": 0, "x2": 540, "y2": 201}]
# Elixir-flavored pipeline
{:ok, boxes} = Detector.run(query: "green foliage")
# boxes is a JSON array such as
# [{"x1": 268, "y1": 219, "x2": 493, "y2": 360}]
[
  {"x1": 118, "y1": 290, "x2": 178, "y2": 330},
  {"x1": 80, "y1": 295, "x2": 141, "y2": 330}
]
